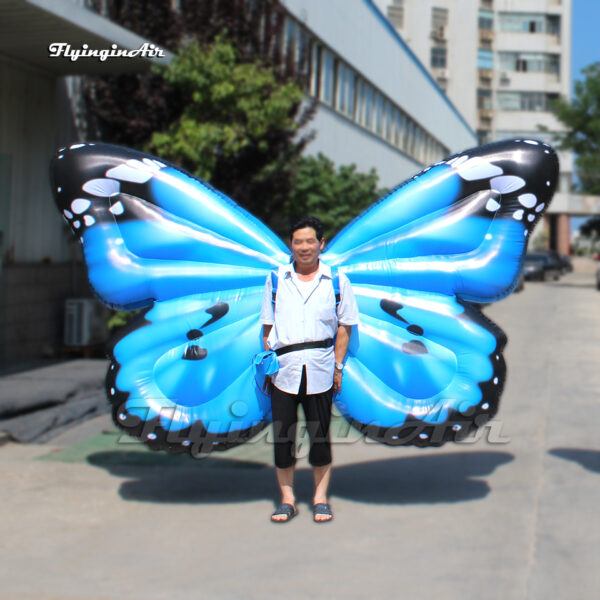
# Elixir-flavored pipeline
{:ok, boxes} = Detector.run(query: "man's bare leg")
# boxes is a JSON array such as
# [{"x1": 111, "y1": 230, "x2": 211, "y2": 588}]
[
  {"x1": 313, "y1": 463, "x2": 332, "y2": 521},
  {"x1": 272, "y1": 465, "x2": 296, "y2": 521}
]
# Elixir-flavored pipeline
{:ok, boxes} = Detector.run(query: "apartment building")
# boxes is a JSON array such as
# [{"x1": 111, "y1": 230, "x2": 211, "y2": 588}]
[{"x1": 375, "y1": 0, "x2": 572, "y2": 195}]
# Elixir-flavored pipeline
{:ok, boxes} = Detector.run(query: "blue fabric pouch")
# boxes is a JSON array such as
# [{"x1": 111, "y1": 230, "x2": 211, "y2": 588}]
[{"x1": 252, "y1": 350, "x2": 280, "y2": 390}]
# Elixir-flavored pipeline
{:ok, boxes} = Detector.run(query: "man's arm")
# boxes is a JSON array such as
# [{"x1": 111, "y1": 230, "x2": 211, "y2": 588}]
[
  {"x1": 333, "y1": 324, "x2": 352, "y2": 394},
  {"x1": 262, "y1": 324, "x2": 273, "y2": 351}
]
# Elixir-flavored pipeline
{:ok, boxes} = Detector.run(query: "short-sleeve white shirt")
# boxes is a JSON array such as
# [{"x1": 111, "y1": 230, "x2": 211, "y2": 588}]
[{"x1": 260, "y1": 261, "x2": 359, "y2": 395}]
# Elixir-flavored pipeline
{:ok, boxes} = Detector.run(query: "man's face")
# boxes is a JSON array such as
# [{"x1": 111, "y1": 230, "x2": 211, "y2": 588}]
[{"x1": 291, "y1": 226, "x2": 324, "y2": 268}]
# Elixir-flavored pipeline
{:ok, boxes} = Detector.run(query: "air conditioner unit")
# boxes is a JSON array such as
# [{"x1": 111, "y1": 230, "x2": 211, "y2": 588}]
[
  {"x1": 430, "y1": 25, "x2": 447, "y2": 41},
  {"x1": 64, "y1": 298, "x2": 109, "y2": 347},
  {"x1": 436, "y1": 68, "x2": 450, "y2": 80}
]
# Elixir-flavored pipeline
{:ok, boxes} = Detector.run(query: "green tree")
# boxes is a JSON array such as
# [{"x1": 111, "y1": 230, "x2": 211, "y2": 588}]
[
  {"x1": 550, "y1": 62, "x2": 600, "y2": 194},
  {"x1": 289, "y1": 153, "x2": 388, "y2": 242},
  {"x1": 147, "y1": 37, "x2": 314, "y2": 231}
]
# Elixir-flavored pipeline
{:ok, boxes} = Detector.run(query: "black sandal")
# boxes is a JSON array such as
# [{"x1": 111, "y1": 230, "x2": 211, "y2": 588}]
[
  {"x1": 313, "y1": 503, "x2": 333, "y2": 523},
  {"x1": 271, "y1": 503, "x2": 297, "y2": 523}
]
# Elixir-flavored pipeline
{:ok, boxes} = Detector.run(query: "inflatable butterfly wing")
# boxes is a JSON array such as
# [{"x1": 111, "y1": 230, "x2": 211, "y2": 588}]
[
  {"x1": 323, "y1": 138, "x2": 558, "y2": 445},
  {"x1": 50, "y1": 138, "x2": 558, "y2": 454},
  {"x1": 51, "y1": 143, "x2": 288, "y2": 454}
]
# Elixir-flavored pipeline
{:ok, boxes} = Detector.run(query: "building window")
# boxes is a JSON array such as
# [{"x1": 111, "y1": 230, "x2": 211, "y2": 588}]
[
  {"x1": 374, "y1": 92, "x2": 384, "y2": 135},
  {"x1": 478, "y1": 9, "x2": 494, "y2": 31},
  {"x1": 320, "y1": 48, "x2": 335, "y2": 105},
  {"x1": 499, "y1": 52, "x2": 560, "y2": 75},
  {"x1": 477, "y1": 49, "x2": 493, "y2": 70},
  {"x1": 387, "y1": 0, "x2": 404, "y2": 29},
  {"x1": 431, "y1": 46, "x2": 447, "y2": 68},
  {"x1": 497, "y1": 91, "x2": 559, "y2": 111},
  {"x1": 395, "y1": 110, "x2": 406, "y2": 149},
  {"x1": 432, "y1": 7, "x2": 449, "y2": 28},
  {"x1": 310, "y1": 43, "x2": 320, "y2": 97},
  {"x1": 364, "y1": 84, "x2": 374, "y2": 130},
  {"x1": 477, "y1": 89, "x2": 492, "y2": 110},
  {"x1": 385, "y1": 102, "x2": 394, "y2": 142},
  {"x1": 499, "y1": 12, "x2": 561, "y2": 36}
]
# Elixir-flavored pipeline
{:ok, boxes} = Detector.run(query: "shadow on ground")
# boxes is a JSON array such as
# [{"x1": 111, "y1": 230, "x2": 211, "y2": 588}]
[
  {"x1": 87, "y1": 450, "x2": 514, "y2": 506},
  {"x1": 548, "y1": 448, "x2": 600, "y2": 474}
]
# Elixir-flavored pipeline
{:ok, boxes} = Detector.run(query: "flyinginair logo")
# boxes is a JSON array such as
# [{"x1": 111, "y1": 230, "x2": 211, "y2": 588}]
[{"x1": 48, "y1": 42, "x2": 166, "y2": 62}]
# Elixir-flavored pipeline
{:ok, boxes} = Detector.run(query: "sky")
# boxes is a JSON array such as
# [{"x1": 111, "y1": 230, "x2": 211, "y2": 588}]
[
  {"x1": 567, "y1": 0, "x2": 599, "y2": 232},
  {"x1": 571, "y1": 0, "x2": 600, "y2": 90}
]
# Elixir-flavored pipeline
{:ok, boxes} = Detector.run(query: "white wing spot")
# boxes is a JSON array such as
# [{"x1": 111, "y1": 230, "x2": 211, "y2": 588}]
[
  {"x1": 106, "y1": 163, "x2": 153, "y2": 183},
  {"x1": 546, "y1": 181, "x2": 551, "y2": 187},
  {"x1": 491, "y1": 176, "x2": 526, "y2": 194},
  {"x1": 486, "y1": 198, "x2": 501, "y2": 212},
  {"x1": 481, "y1": 402, "x2": 490, "y2": 410},
  {"x1": 493, "y1": 377, "x2": 499, "y2": 384},
  {"x1": 527, "y1": 214, "x2": 535, "y2": 222},
  {"x1": 109, "y1": 201, "x2": 124, "y2": 215},
  {"x1": 57, "y1": 154, "x2": 64, "y2": 159},
  {"x1": 83, "y1": 215, "x2": 95, "y2": 226},
  {"x1": 73, "y1": 220, "x2": 81, "y2": 229},
  {"x1": 513, "y1": 209, "x2": 524, "y2": 221},
  {"x1": 69, "y1": 143, "x2": 85, "y2": 149},
  {"x1": 456, "y1": 157, "x2": 503, "y2": 181},
  {"x1": 71, "y1": 198, "x2": 91, "y2": 214},
  {"x1": 524, "y1": 140, "x2": 539, "y2": 145},
  {"x1": 535, "y1": 203, "x2": 546, "y2": 213},
  {"x1": 63, "y1": 209, "x2": 73, "y2": 219},
  {"x1": 447, "y1": 155, "x2": 469, "y2": 167},
  {"x1": 518, "y1": 193, "x2": 536, "y2": 208},
  {"x1": 82, "y1": 178, "x2": 120, "y2": 197}
]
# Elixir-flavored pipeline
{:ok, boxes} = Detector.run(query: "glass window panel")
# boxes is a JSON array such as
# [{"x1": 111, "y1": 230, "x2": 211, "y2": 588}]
[
  {"x1": 375, "y1": 93, "x2": 384, "y2": 134},
  {"x1": 320, "y1": 48, "x2": 334, "y2": 105},
  {"x1": 478, "y1": 49, "x2": 493, "y2": 70},
  {"x1": 364, "y1": 85, "x2": 374, "y2": 129},
  {"x1": 346, "y1": 70, "x2": 355, "y2": 118},
  {"x1": 432, "y1": 7, "x2": 448, "y2": 28},
  {"x1": 431, "y1": 47, "x2": 447, "y2": 68}
]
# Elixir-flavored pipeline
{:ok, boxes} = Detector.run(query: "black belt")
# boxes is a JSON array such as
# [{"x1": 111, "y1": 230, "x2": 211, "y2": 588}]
[{"x1": 274, "y1": 338, "x2": 334, "y2": 356}]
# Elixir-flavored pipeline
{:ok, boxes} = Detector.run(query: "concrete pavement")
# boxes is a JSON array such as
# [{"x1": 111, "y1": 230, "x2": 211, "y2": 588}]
[{"x1": 1, "y1": 258, "x2": 600, "y2": 599}]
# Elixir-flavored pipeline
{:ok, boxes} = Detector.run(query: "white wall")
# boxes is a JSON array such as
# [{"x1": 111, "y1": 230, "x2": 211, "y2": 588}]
[{"x1": 281, "y1": 0, "x2": 477, "y2": 159}]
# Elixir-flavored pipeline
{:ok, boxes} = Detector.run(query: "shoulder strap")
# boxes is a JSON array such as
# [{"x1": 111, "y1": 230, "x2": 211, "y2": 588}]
[
  {"x1": 270, "y1": 269, "x2": 279, "y2": 305},
  {"x1": 331, "y1": 267, "x2": 341, "y2": 306}
]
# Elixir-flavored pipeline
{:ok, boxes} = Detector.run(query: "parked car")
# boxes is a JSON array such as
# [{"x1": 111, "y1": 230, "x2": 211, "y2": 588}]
[
  {"x1": 559, "y1": 254, "x2": 573, "y2": 273},
  {"x1": 523, "y1": 253, "x2": 561, "y2": 281},
  {"x1": 545, "y1": 249, "x2": 571, "y2": 274}
]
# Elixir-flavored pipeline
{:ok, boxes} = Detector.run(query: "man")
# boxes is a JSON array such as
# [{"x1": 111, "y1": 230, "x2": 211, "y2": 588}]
[{"x1": 260, "y1": 216, "x2": 359, "y2": 523}]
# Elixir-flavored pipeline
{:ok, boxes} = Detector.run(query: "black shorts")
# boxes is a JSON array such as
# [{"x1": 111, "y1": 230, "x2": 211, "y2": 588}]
[{"x1": 270, "y1": 366, "x2": 333, "y2": 469}]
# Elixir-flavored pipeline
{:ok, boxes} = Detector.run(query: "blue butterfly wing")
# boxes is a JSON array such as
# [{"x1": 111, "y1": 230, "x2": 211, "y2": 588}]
[
  {"x1": 51, "y1": 143, "x2": 288, "y2": 308},
  {"x1": 322, "y1": 139, "x2": 557, "y2": 445},
  {"x1": 51, "y1": 143, "x2": 287, "y2": 454}
]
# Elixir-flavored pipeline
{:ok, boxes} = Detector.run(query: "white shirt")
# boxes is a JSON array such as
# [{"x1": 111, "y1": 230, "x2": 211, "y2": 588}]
[{"x1": 260, "y1": 260, "x2": 359, "y2": 394}]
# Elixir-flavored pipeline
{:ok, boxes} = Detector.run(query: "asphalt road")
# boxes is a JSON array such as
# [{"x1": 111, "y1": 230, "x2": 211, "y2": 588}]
[{"x1": 1, "y1": 258, "x2": 599, "y2": 600}]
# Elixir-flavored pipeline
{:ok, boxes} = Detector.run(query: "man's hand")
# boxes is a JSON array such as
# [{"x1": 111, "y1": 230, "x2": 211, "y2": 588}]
[
  {"x1": 333, "y1": 369, "x2": 342, "y2": 394},
  {"x1": 262, "y1": 375, "x2": 272, "y2": 395}
]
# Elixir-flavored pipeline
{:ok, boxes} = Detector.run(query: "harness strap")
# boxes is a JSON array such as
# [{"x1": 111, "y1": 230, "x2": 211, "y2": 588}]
[{"x1": 274, "y1": 338, "x2": 334, "y2": 356}]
